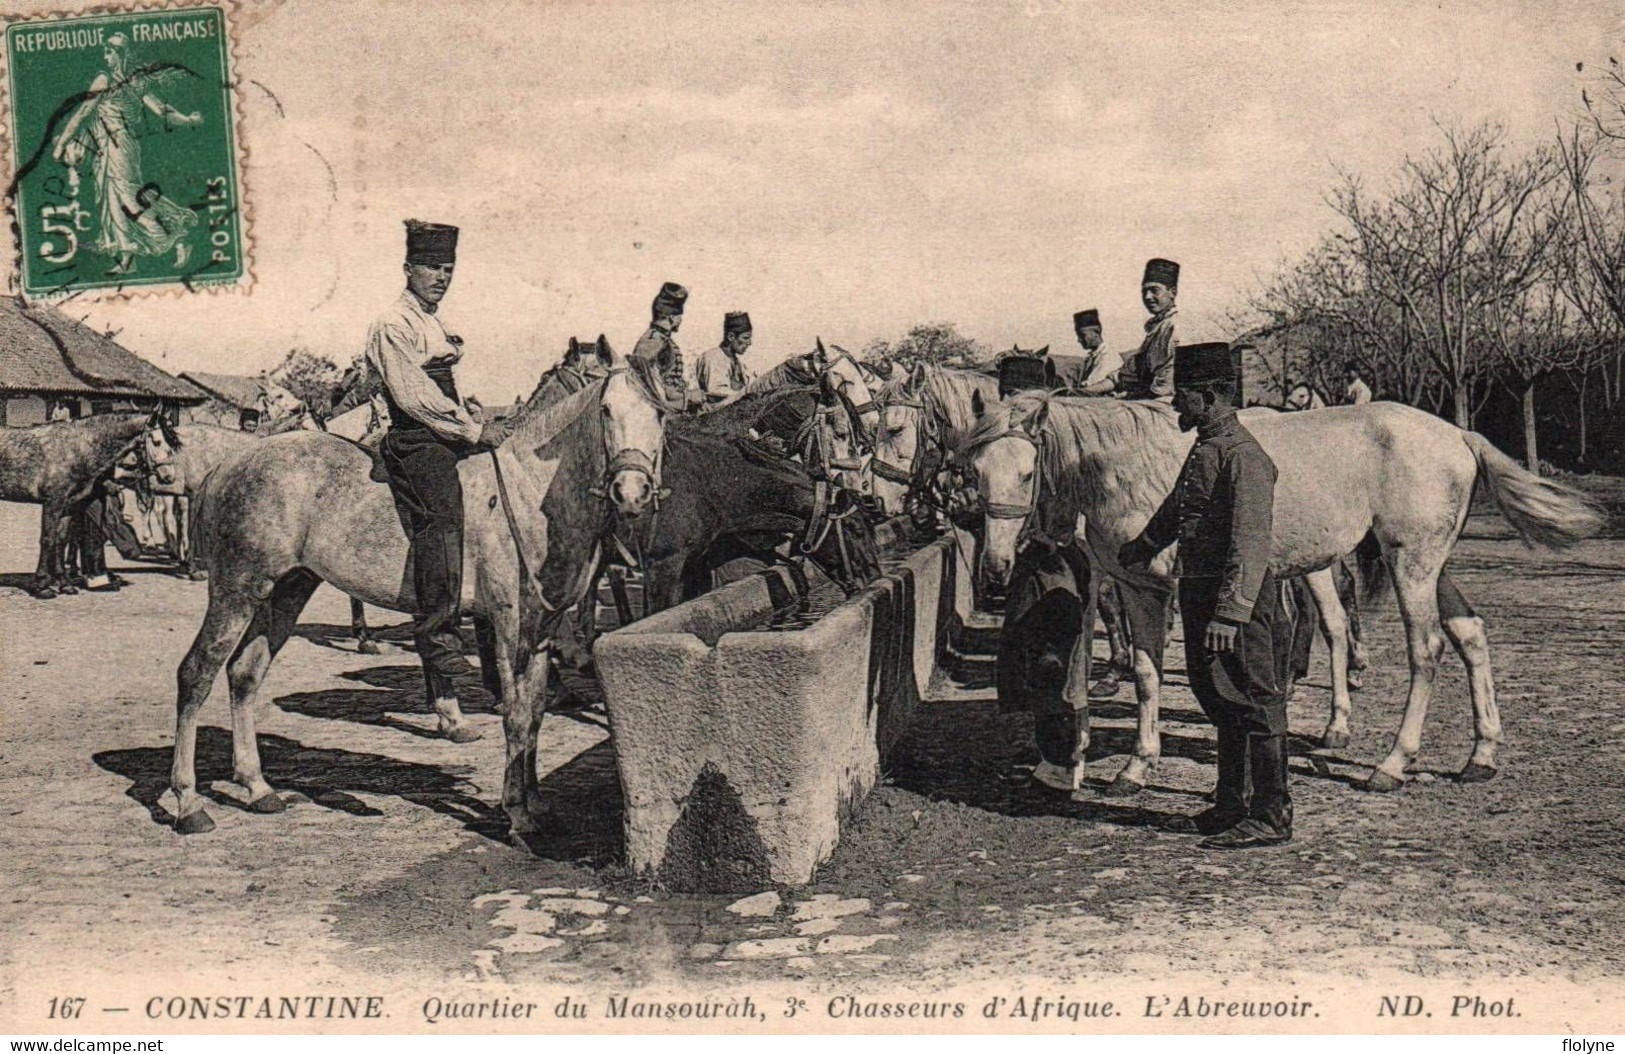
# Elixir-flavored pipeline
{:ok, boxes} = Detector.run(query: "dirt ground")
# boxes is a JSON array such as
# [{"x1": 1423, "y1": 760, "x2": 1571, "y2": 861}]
[{"x1": 3, "y1": 489, "x2": 1624, "y2": 1028}]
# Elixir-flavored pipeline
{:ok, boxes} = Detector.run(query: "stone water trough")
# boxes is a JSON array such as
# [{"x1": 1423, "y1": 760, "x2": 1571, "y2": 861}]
[{"x1": 593, "y1": 525, "x2": 973, "y2": 892}]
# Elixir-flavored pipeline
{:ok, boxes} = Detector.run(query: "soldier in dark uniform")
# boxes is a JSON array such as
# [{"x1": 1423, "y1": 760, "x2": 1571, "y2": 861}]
[
  {"x1": 367, "y1": 220, "x2": 512, "y2": 735},
  {"x1": 991, "y1": 351, "x2": 1091, "y2": 792},
  {"x1": 1118, "y1": 342, "x2": 1294, "y2": 849},
  {"x1": 632, "y1": 281, "x2": 701, "y2": 409}
]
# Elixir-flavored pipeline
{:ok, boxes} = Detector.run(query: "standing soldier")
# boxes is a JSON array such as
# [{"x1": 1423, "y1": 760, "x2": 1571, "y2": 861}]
[
  {"x1": 1118, "y1": 342, "x2": 1294, "y2": 849},
  {"x1": 695, "y1": 311, "x2": 756, "y2": 406},
  {"x1": 367, "y1": 219, "x2": 509, "y2": 743},
  {"x1": 633, "y1": 281, "x2": 701, "y2": 409},
  {"x1": 1343, "y1": 363, "x2": 1373, "y2": 405},
  {"x1": 1100, "y1": 258, "x2": 1181, "y2": 402}
]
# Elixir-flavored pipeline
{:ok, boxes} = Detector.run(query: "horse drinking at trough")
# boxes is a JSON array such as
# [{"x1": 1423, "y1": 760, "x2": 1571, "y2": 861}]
[
  {"x1": 171, "y1": 345, "x2": 668, "y2": 839},
  {"x1": 956, "y1": 393, "x2": 1602, "y2": 793}
]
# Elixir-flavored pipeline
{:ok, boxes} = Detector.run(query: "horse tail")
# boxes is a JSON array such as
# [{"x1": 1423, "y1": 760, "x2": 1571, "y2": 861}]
[{"x1": 1463, "y1": 432, "x2": 1605, "y2": 550}]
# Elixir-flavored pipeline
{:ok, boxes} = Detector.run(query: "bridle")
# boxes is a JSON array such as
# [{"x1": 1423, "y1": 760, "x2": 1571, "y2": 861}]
[{"x1": 799, "y1": 478, "x2": 870, "y2": 592}]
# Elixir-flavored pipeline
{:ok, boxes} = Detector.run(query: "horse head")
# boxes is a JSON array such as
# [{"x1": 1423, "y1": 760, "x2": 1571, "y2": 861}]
[
  {"x1": 959, "y1": 390, "x2": 1050, "y2": 593},
  {"x1": 801, "y1": 482, "x2": 884, "y2": 597},
  {"x1": 816, "y1": 341, "x2": 880, "y2": 438},
  {"x1": 139, "y1": 410, "x2": 185, "y2": 489},
  {"x1": 596, "y1": 336, "x2": 669, "y2": 519}
]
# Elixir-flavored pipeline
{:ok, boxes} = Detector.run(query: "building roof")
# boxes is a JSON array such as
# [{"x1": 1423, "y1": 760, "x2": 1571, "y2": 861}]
[
  {"x1": 0, "y1": 297, "x2": 206, "y2": 401},
  {"x1": 180, "y1": 371, "x2": 269, "y2": 411}
]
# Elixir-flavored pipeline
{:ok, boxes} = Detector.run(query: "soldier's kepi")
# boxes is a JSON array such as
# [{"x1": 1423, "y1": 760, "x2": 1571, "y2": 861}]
[
  {"x1": 1117, "y1": 341, "x2": 1295, "y2": 849},
  {"x1": 365, "y1": 219, "x2": 491, "y2": 741}
]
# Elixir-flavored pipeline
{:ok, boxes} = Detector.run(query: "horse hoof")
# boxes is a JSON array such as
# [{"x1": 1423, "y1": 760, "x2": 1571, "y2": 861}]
[
  {"x1": 443, "y1": 724, "x2": 484, "y2": 744},
  {"x1": 33, "y1": 587, "x2": 57, "y2": 600},
  {"x1": 248, "y1": 793, "x2": 286, "y2": 814},
  {"x1": 1347, "y1": 671, "x2": 1365, "y2": 691},
  {"x1": 1088, "y1": 679, "x2": 1121, "y2": 700},
  {"x1": 1101, "y1": 775, "x2": 1144, "y2": 799},
  {"x1": 1458, "y1": 762, "x2": 1498, "y2": 784},
  {"x1": 1320, "y1": 729, "x2": 1351, "y2": 751},
  {"x1": 175, "y1": 810, "x2": 216, "y2": 835},
  {"x1": 58, "y1": 584, "x2": 78, "y2": 595},
  {"x1": 357, "y1": 641, "x2": 382, "y2": 656},
  {"x1": 187, "y1": 570, "x2": 209, "y2": 582},
  {"x1": 1363, "y1": 770, "x2": 1405, "y2": 793}
]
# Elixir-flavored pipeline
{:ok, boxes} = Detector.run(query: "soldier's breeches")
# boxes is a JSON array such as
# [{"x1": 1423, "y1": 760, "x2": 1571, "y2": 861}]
[
  {"x1": 1179, "y1": 572, "x2": 1288, "y2": 737},
  {"x1": 381, "y1": 430, "x2": 467, "y2": 686}
]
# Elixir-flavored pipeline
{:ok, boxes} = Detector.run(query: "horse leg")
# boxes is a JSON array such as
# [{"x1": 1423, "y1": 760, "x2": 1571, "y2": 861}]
[
  {"x1": 1437, "y1": 572, "x2": 1500, "y2": 782},
  {"x1": 1305, "y1": 567, "x2": 1354, "y2": 749},
  {"x1": 171, "y1": 592, "x2": 258, "y2": 833},
  {"x1": 224, "y1": 571, "x2": 321, "y2": 813},
  {"x1": 1103, "y1": 583, "x2": 1169, "y2": 796},
  {"x1": 472, "y1": 613, "x2": 504, "y2": 712},
  {"x1": 34, "y1": 500, "x2": 69, "y2": 596},
  {"x1": 493, "y1": 610, "x2": 544, "y2": 839},
  {"x1": 351, "y1": 598, "x2": 380, "y2": 655},
  {"x1": 1337, "y1": 557, "x2": 1369, "y2": 686},
  {"x1": 1366, "y1": 550, "x2": 1447, "y2": 792}
]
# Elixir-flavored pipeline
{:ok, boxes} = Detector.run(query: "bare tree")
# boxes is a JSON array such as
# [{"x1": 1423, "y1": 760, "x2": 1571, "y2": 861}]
[{"x1": 1331, "y1": 123, "x2": 1563, "y2": 429}]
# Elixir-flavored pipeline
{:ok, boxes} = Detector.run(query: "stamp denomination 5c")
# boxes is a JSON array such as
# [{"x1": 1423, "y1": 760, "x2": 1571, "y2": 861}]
[{"x1": 2, "y1": 3, "x2": 247, "y2": 300}]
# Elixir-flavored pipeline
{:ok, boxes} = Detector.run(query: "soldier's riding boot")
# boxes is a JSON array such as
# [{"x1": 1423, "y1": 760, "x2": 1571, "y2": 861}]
[
  {"x1": 413, "y1": 523, "x2": 476, "y2": 682},
  {"x1": 1164, "y1": 721, "x2": 1250, "y2": 834},
  {"x1": 1201, "y1": 733, "x2": 1293, "y2": 849}
]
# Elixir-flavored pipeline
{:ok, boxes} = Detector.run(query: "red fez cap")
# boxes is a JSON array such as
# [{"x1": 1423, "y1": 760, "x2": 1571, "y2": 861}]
[
  {"x1": 1142, "y1": 258, "x2": 1180, "y2": 288},
  {"x1": 405, "y1": 219, "x2": 458, "y2": 265}
]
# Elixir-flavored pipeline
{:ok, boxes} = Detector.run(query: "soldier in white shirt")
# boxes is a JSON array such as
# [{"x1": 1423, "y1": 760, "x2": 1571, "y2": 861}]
[
  {"x1": 367, "y1": 220, "x2": 504, "y2": 730},
  {"x1": 694, "y1": 311, "x2": 756, "y2": 406},
  {"x1": 1343, "y1": 364, "x2": 1373, "y2": 405}
]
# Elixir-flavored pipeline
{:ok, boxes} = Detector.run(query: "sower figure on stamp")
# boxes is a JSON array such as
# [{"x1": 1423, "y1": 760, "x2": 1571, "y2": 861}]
[
  {"x1": 695, "y1": 311, "x2": 756, "y2": 407},
  {"x1": 632, "y1": 282, "x2": 703, "y2": 410},
  {"x1": 1118, "y1": 341, "x2": 1295, "y2": 849},
  {"x1": 367, "y1": 219, "x2": 502, "y2": 741}
]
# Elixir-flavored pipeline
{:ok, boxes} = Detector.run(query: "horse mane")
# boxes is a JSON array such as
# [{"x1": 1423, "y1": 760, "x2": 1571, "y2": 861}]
[
  {"x1": 918, "y1": 364, "x2": 999, "y2": 445},
  {"x1": 502, "y1": 354, "x2": 662, "y2": 453},
  {"x1": 744, "y1": 352, "x2": 818, "y2": 394},
  {"x1": 682, "y1": 387, "x2": 813, "y2": 438}
]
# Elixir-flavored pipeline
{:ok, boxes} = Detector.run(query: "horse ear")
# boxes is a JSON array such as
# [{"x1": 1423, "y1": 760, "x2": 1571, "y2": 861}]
[
  {"x1": 814, "y1": 337, "x2": 828, "y2": 365},
  {"x1": 568, "y1": 337, "x2": 581, "y2": 355},
  {"x1": 595, "y1": 335, "x2": 615, "y2": 368},
  {"x1": 971, "y1": 389, "x2": 987, "y2": 419},
  {"x1": 1037, "y1": 345, "x2": 1050, "y2": 357}
]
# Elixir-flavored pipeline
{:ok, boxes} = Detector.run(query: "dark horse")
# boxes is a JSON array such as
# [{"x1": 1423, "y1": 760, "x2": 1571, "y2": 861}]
[{"x1": 0, "y1": 410, "x2": 169, "y2": 597}]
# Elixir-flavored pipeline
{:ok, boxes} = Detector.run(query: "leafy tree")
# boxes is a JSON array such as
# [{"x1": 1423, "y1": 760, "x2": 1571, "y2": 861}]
[
  {"x1": 267, "y1": 347, "x2": 342, "y2": 416},
  {"x1": 863, "y1": 323, "x2": 990, "y2": 368}
]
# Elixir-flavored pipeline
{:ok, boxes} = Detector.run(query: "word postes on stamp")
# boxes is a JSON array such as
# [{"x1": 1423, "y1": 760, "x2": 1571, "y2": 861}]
[{"x1": 3, "y1": 4, "x2": 247, "y2": 300}]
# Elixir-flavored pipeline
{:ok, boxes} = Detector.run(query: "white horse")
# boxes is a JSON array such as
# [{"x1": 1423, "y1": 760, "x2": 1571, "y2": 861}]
[{"x1": 958, "y1": 392, "x2": 1601, "y2": 793}]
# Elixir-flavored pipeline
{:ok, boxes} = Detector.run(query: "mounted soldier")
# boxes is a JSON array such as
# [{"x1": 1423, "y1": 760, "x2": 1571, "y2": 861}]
[
  {"x1": 367, "y1": 219, "x2": 508, "y2": 736},
  {"x1": 1118, "y1": 341, "x2": 1294, "y2": 849},
  {"x1": 632, "y1": 281, "x2": 702, "y2": 410},
  {"x1": 1063, "y1": 308, "x2": 1122, "y2": 395},
  {"x1": 1099, "y1": 258, "x2": 1181, "y2": 402},
  {"x1": 695, "y1": 311, "x2": 756, "y2": 407}
]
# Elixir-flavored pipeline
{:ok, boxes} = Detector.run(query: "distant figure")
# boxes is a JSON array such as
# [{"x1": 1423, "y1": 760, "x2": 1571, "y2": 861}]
[
  {"x1": 695, "y1": 311, "x2": 756, "y2": 406},
  {"x1": 1343, "y1": 364, "x2": 1373, "y2": 405},
  {"x1": 48, "y1": 399, "x2": 72, "y2": 422},
  {"x1": 1284, "y1": 383, "x2": 1326, "y2": 411}
]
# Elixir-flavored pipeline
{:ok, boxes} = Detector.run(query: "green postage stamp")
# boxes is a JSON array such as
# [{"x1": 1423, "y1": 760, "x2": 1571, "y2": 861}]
[{"x1": 2, "y1": 3, "x2": 247, "y2": 299}]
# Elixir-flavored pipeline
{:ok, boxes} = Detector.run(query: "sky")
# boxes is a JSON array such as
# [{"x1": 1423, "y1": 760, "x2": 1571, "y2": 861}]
[{"x1": 6, "y1": 0, "x2": 1617, "y2": 403}]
